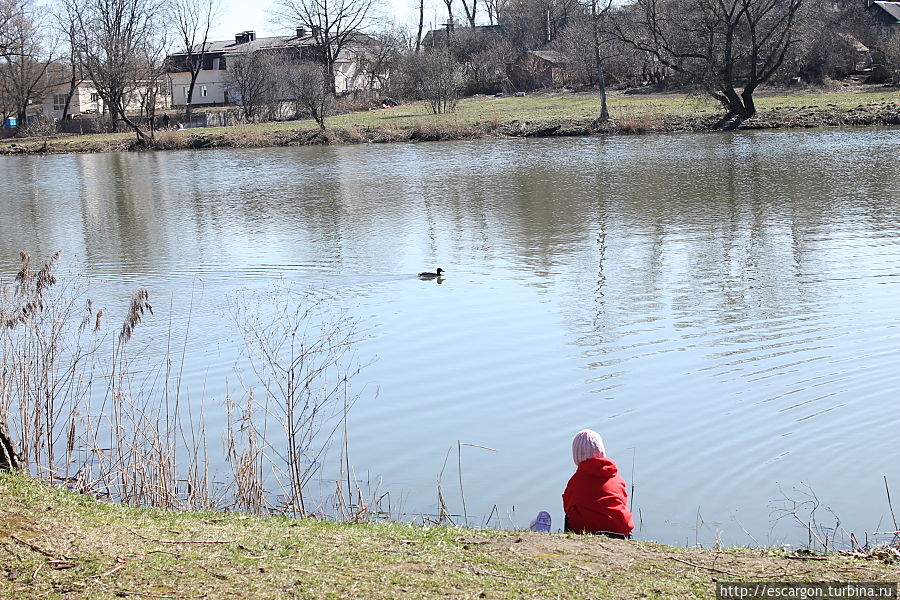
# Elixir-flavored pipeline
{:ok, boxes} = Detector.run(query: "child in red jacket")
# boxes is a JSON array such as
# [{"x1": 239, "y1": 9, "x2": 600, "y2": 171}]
[{"x1": 562, "y1": 429, "x2": 634, "y2": 538}]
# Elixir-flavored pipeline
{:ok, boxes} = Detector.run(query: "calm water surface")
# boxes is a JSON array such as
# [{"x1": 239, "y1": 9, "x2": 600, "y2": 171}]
[{"x1": 2, "y1": 130, "x2": 899, "y2": 546}]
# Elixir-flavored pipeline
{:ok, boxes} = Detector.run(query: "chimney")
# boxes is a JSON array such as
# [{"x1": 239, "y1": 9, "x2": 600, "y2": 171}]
[
  {"x1": 296, "y1": 27, "x2": 306, "y2": 38},
  {"x1": 246, "y1": 30, "x2": 256, "y2": 42},
  {"x1": 235, "y1": 32, "x2": 247, "y2": 44},
  {"x1": 311, "y1": 25, "x2": 321, "y2": 38}
]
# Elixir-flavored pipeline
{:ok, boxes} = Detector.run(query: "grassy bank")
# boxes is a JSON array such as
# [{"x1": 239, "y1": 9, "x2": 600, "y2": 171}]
[
  {"x1": 1, "y1": 472, "x2": 897, "y2": 599},
  {"x1": 2, "y1": 86, "x2": 899, "y2": 156}
]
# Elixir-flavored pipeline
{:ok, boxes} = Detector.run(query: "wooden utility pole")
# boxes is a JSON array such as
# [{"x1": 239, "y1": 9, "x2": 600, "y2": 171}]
[{"x1": 416, "y1": 0, "x2": 425, "y2": 52}]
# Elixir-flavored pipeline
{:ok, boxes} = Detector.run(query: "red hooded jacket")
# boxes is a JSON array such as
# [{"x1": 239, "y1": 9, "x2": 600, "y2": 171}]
[{"x1": 562, "y1": 456, "x2": 634, "y2": 536}]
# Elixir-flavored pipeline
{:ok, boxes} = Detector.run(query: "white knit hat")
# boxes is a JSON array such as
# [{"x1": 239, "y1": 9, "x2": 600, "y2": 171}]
[{"x1": 572, "y1": 429, "x2": 606, "y2": 464}]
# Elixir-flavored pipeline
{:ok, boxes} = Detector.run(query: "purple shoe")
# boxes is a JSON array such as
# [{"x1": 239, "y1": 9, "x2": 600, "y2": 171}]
[{"x1": 530, "y1": 511, "x2": 552, "y2": 532}]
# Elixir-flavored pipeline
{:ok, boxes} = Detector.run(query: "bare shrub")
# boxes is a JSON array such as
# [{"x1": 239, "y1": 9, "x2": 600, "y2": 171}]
[
  {"x1": 450, "y1": 29, "x2": 513, "y2": 94},
  {"x1": 283, "y1": 60, "x2": 331, "y2": 130},
  {"x1": 225, "y1": 52, "x2": 279, "y2": 122},
  {"x1": 231, "y1": 289, "x2": 364, "y2": 515},
  {"x1": 873, "y1": 32, "x2": 900, "y2": 84},
  {"x1": 419, "y1": 49, "x2": 464, "y2": 115},
  {"x1": 15, "y1": 115, "x2": 57, "y2": 138},
  {"x1": 148, "y1": 129, "x2": 189, "y2": 149}
]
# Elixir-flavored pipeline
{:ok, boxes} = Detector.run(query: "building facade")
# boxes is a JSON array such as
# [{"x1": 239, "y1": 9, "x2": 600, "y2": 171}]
[{"x1": 166, "y1": 29, "x2": 373, "y2": 108}]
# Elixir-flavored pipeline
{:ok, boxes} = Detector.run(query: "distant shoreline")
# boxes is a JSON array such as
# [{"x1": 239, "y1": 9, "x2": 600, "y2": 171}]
[{"x1": 2, "y1": 86, "x2": 899, "y2": 156}]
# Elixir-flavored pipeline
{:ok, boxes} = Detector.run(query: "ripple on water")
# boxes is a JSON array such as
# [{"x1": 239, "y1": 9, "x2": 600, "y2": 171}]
[{"x1": 1, "y1": 130, "x2": 899, "y2": 545}]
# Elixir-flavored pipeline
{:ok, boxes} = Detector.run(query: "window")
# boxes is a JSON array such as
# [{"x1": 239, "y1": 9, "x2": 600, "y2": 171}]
[
  {"x1": 212, "y1": 58, "x2": 220, "y2": 70},
  {"x1": 183, "y1": 87, "x2": 189, "y2": 99},
  {"x1": 53, "y1": 94, "x2": 66, "y2": 111},
  {"x1": 200, "y1": 85, "x2": 208, "y2": 98},
  {"x1": 91, "y1": 93, "x2": 100, "y2": 102}
]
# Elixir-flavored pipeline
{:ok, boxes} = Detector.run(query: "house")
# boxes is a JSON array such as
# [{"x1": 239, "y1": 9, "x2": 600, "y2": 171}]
[
  {"x1": 421, "y1": 23, "x2": 503, "y2": 48},
  {"x1": 166, "y1": 29, "x2": 373, "y2": 108},
  {"x1": 867, "y1": 1, "x2": 900, "y2": 35},
  {"x1": 508, "y1": 50, "x2": 569, "y2": 91},
  {"x1": 41, "y1": 80, "x2": 168, "y2": 119},
  {"x1": 42, "y1": 81, "x2": 104, "y2": 119}
]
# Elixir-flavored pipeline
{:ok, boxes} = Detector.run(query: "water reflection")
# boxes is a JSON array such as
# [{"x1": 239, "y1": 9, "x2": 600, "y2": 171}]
[{"x1": 1, "y1": 129, "x2": 899, "y2": 546}]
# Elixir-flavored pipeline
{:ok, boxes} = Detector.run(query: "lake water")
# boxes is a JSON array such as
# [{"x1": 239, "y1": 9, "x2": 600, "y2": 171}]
[{"x1": 1, "y1": 129, "x2": 899, "y2": 547}]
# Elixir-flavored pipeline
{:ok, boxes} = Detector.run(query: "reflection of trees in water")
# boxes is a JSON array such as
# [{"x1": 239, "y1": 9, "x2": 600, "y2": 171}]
[{"x1": 490, "y1": 134, "x2": 900, "y2": 402}]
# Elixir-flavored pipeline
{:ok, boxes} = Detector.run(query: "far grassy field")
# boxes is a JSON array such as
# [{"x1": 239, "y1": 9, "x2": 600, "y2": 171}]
[
  {"x1": 1, "y1": 472, "x2": 898, "y2": 599},
  {"x1": 2, "y1": 85, "x2": 899, "y2": 155}
]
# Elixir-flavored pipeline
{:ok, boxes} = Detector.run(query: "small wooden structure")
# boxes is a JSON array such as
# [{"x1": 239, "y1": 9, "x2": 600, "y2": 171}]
[{"x1": 508, "y1": 50, "x2": 569, "y2": 91}]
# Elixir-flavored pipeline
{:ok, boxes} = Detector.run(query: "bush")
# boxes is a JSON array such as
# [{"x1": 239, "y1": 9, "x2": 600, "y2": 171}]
[
  {"x1": 419, "y1": 49, "x2": 464, "y2": 114},
  {"x1": 15, "y1": 115, "x2": 57, "y2": 138}
]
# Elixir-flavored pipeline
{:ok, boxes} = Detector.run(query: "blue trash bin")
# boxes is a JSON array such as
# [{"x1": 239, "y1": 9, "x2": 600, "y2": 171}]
[{"x1": 4, "y1": 117, "x2": 16, "y2": 128}]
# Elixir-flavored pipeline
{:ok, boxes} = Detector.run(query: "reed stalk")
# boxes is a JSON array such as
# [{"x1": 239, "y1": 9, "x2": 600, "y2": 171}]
[{"x1": 1, "y1": 253, "x2": 370, "y2": 522}]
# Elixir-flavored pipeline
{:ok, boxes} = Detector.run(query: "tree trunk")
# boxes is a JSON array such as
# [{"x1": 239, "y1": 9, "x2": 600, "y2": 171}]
[
  {"x1": 326, "y1": 62, "x2": 338, "y2": 95},
  {"x1": 597, "y1": 61, "x2": 609, "y2": 122},
  {"x1": 462, "y1": 0, "x2": 477, "y2": 27},
  {"x1": 186, "y1": 74, "x2": 198, "y2": 121},
  {"x1": 16, "y1": 104, "x2": 27, "y2": 131},
  {"x1": 61, "y1": 76, "x2": 78, "y2": 122},
  {"x1": 0, "y1": 419, "x2": 21, "y2": 472},
  {"x1": 740, "y1": 86, "x2": 757, "y2": 117},
  {"x1": 591, "y1": 0, "x2": 609, "y2": 124},
  {"x1": 416, "y1": 0, "x2": 425, "y2": 53},
  {"x1": 107, "y1": 101, "x2": 120, "y2": 133},
  {"x1": 710, "y1": 86, "x2": 755, "y2": 130}
]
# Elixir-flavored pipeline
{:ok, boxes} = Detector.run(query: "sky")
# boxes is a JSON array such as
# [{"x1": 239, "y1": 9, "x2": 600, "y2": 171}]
[{"x1": 212, "y1": 0, "x2": 444, "y2": 42}]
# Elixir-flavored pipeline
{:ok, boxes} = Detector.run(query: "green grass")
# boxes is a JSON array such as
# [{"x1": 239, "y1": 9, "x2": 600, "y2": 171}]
[
  {"x1": 2, "y1": 86, "x2": 899, "y2": 156},
  {"x1": 1, "y1": 471, "x2": 897, "y2": 599}
]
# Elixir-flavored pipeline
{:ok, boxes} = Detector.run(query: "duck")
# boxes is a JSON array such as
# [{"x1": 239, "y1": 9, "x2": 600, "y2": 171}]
[{"x1": 418, "y1": 268, "x2": 444, "y2": 278}]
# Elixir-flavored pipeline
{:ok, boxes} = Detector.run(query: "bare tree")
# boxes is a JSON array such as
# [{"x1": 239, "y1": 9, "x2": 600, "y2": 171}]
[
  {"x1": 499, "y1": 0, "x2": 582, "y2": 51},
  {"x1": 0, "y1": 0, "x2": 52, "y2": 128},
  {"x1": 442, "y1": 0, "x2": 454, "y2": 33},
  {"x1": 284, "y1": 59, "x2": 329, "y2": 129},
  {"x1": 225, "y1": 51, "x2": 278, "y2": 122},
  {"x1": 171, "y1": 0, "x2": 221, "y2": 121},
  {"x1": 419, "y1": 48, "x2": 462, "y2": 113},
  {"x1": 589, "y1": 0, "x2": 612, "y2": 122},
  {"x1": 616, "y1": 0, "x2": 804, "y2": 128},
  {"x1": 72, "y1": 0, "x2": 168, "y2": 142},
  {"x1": 461, "y1": 0, "x2": 478, "y2": 28},
  {"x1": 357, "y1": 27, "x2": 403, "y2": 91},
  {"x1": 50, "y1": 2, "x2": 84, "y2": 122},
  {"x1": 0, "y1": 1, "x2": 14, "y2": 55},
  {"x1": 135, "y1": 30, "x2": 169, "y2": 131},
  {"x1": 272, "y1": 0, "x2": 378, "y2": 94},
  {"x1": 484, "y1": 0, "x2": 507, "y2": 25},
  {"x1": 451, "y1": 26, "x2": 510, "y2": 94}
]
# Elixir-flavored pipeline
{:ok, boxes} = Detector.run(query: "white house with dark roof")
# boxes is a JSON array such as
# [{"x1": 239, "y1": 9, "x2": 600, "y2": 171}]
[{"x1": 166, "y1": 29, "x2": 373, "y2": 108}]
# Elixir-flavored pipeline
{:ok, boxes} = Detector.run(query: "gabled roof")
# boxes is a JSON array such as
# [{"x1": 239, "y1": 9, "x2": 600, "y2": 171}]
[
  {"x1": 524, "y1": 50, "x2": 567, "y2": 65},
  {"x1": 838, "y1": 33, "x2": 870, "y2": 52},
  {"x1": 169, "y1": 33, "x2": 318, "y2": 58},
  {"x1": 872, "y1": 1, "x2": 900, "y2": 22},
  {"x1": 421, "y1": 24, "x2": 503, "y2": 47},
  {"x1": 170, "y1": 31, "x2": 377, "y2": 58}
]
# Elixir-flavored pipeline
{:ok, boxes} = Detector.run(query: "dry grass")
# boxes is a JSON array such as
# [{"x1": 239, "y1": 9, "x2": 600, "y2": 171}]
[{"x1": 1, "y1": 471, "x2": 897, "y2": 600}]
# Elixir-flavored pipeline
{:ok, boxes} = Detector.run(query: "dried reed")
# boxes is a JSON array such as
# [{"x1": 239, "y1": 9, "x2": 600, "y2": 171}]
[{"x1": 1, "y1": 253, "x2": 372, "y2": 523}]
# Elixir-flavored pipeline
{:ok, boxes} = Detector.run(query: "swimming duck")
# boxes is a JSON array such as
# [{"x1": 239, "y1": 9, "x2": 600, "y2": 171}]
[{"x1": 418, "y1": 268, "x2": 444, "y2": 278}]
